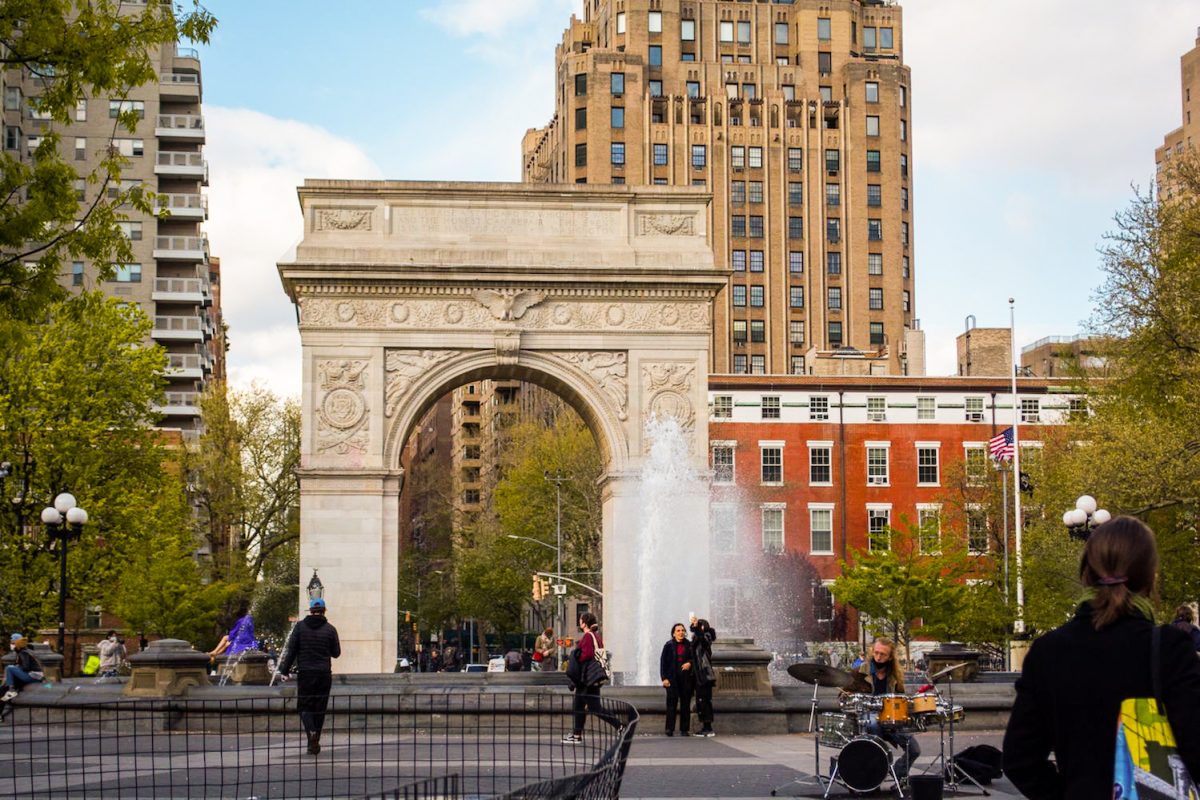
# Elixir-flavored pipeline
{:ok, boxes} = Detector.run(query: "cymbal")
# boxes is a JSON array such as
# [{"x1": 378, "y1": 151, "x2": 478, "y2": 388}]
[
  {"x1": 786, "y1": 662, "x2": 871, "y2": 692},
  {"x1": 929, "y1": 662, "x2": 971, "y2": 682}
]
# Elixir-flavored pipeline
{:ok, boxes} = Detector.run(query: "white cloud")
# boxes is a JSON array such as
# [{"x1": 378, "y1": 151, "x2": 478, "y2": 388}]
[
  {"x1": 419, "y1": 0, "x2": 577, "y2": 39},
  {"x1": 204, "y1": 107, "x2": 382, "y2": 398}
]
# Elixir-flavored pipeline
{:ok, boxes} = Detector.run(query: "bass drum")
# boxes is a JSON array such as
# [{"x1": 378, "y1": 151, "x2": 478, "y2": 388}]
[{"x1": 836, "y1": 735, "x2": 892, "y2": 793}]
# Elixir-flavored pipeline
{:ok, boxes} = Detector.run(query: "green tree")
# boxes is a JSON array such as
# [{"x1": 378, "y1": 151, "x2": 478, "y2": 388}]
[{"x1": 0, "y1": 1, "x2": 216, "y2": 317}]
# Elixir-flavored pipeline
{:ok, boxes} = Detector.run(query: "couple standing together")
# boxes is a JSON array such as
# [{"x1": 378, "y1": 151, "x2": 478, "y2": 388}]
[{"x1": 660, "y1": 616, "x2": 717, "y2": 737}]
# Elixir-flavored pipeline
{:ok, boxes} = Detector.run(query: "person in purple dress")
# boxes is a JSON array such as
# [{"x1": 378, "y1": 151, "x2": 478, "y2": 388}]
[{"x1": 209, "y1": 600, "x2": 258, "y2": 660}]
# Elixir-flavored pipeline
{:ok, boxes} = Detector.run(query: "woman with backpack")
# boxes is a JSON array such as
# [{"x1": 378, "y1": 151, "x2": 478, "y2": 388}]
[
  {"x1": 562, "y1": 612, "x2": 608, "y2": 744},
  {"x1": 690, "y1": 616, "x2": 717, "y2": 737}
]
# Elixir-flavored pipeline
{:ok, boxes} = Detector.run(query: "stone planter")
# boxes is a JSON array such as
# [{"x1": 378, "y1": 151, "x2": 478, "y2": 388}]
[
  {"x1": 710, "y1": 637, "x2": 773, "y2": 696},
  {"x1": 215, "y1": 649, "x2": 272, "y2": 685},
  {"x1": 925, "y1": 643, "x2": 982, "y2": 684},
  {"x1": 1, "y1": 643, "x2": 62, "y2": 682},
  {"x1": 124, "y1": 639, "x2": 210, "y2": 697}
]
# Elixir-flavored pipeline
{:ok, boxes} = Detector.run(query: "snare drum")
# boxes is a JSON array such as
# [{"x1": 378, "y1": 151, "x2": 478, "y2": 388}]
[
  {"x1": 910, "y1": 692, "x2": 938, "y2": 715},
  {"x1": 936, "y1": 703, "x2": 965, "y2": 723},
  {"x1": 818, "y1": 711, "x2": 859, "y2": 748},
  {"x1": 877, "y1": 693, "x2": 910, "y2": 725}
]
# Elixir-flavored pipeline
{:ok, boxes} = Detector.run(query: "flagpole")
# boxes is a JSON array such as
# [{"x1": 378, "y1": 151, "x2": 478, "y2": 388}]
[{"x1": 1009, "y1": 298, "x2": 1025, "y2": 635}]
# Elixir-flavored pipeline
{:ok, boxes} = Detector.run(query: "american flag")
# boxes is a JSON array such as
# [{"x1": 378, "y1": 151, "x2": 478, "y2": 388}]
[{"x1": 989, "y1": 427, "x2": 1015, "y2": 461}]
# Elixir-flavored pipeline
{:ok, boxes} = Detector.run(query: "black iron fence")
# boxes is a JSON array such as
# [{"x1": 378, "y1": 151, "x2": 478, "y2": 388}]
[{"x1": 0, "y1": 690, "x2": 638, "y2": 799}]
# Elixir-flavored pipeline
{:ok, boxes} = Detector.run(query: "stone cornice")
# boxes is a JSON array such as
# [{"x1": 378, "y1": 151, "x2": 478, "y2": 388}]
[{"x1": 288, "y1": 282, "x2": 721, "y2": 300}]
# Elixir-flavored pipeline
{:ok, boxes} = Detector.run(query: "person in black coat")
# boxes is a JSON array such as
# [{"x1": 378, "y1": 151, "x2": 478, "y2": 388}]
[
  {"x1": 1172, "y1": 605, "x2": 1200, "y2": 653},
  {"x1": 659, "y1": 622, "x2": 695, "y2": 736},
  {"x1": 1003, "y1": 516, "x2": 1200, "y2": 798},
  {"x1": 277, "y1": 598, "x2": 341, "y2": 755},
  {"x1": 690, "y1": 616, "x2": 717, "y2": 736}
]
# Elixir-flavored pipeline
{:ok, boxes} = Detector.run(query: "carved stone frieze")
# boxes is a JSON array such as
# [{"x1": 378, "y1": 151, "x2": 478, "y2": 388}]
[
  {"x1": 473, "y1": 290, "x2": 545, "y2": 321},
  {"x1": 642, "y1": 362, "x2": 697, "y2": 441},
  {"x1": 298, "y1": 297, "x2": 709, "y2": 332},
  {"x1": 552, "y1": 351, "x2": 629, "y2": 421},
  {"x1": 315, "y1": 208, "x2": 372, "y2": 231},
  {"x1": 637, "y1": 214, "x2": 695, "y2": 236},
  {"x1": 384, "y1": 350, "x2": 462, "y2": 417},
  {"x1": 315, "y1": 359, "x2": 370, "y2": 455}
]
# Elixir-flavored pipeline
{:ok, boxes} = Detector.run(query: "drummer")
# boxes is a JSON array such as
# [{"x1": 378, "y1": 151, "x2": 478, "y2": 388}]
[{"x1": 854, "y1": 637, "x2": 921, "y2": 781}]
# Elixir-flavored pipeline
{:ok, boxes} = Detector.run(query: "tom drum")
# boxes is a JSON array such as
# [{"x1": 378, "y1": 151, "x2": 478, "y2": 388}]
[
  {"x1": 877, "y1": 694, "x2": 910, "y2": 725},
  {"x1": 911, "y1": 692, "x2": 939, "y2": 715}
]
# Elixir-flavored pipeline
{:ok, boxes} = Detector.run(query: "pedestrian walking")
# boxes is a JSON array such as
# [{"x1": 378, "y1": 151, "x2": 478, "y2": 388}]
[
  {"x1": 659, "y1": 622, "x2": 695, "y2": 737},
  {"x1": 1003, "y1": 516, "x2": 1200, "y2": 797},
  {"x1": 96, "y1": 630, "x2": 126, "y2": 678},
  {"x1": 690, "y1": 616, "x2": 717, "y2": 737},
  {"x1": 276, "y1": 598, "x2": 341, "y2": 755},
  {"x1": 534, "y1": 626, "x2": 558, "y2": 671},
  {"x1": 562, "y1": 612, "x2": 613, "y2": 744}
]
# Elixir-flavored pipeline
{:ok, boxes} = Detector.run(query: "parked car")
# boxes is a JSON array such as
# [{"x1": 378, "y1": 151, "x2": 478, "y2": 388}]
[{"x1": 464, "y1": 663, "x2": 488, "y2": 673}]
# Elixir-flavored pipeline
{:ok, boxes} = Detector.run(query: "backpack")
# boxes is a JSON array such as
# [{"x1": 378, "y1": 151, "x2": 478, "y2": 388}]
[{"x1": 588, "y1": 631, "x2": 613, "y2": 684}]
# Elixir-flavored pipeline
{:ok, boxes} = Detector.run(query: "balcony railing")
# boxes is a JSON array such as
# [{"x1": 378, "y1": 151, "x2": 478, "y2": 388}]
[
  {"x1": 154, "y1": 315, "x2": 202, "y2": 333},
  {"x1": 161, "y1": 73, "x2": 200, "y2": 86},
  {"x1": 153, "y1": 277, "x2": 209, "y2": 296},
  {"x1": 175, "y1": 46, "x2": 200, "y2": 60},
  {"x1": 156, "y1": 150, "x2": 205, "y2": 169},
  {"x1": 153, "y1": 236, "x2": 208, "y2": 260},
  {"x1": 154, "y1": 192, "x2": 207, "y2": 218},
  {"x1": 166, "y1": 353, "x2": 207, "y2": 372},
  {"x1": 156, "y1": 114, "x2": 205, "y2": 138}
]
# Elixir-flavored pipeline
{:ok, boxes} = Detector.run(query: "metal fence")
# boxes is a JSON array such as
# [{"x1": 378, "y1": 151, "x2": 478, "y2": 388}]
[{"x1": 0, "y1": 690, "x2": 639, "y2": 799}]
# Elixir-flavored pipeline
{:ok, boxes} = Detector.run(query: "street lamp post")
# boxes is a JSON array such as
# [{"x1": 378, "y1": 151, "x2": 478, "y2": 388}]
[
  {"x1": 543, "y1": 471, "x2": 568, "y2": 665},
  {"x1": 41, "y1": 493, "x2": 87, "y2": 656},
  {"x1": 1063, "y1": 495, "x2": 1111, "y2": 541},
  {"x1": 508, "y1": 532, "x2": 563, "y2": 664}
]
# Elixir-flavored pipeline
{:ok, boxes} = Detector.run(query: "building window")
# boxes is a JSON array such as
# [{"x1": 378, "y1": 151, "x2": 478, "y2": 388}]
[
  {"x1": 870, "y1": 322, "x2": 884, "y2": 346},
  {"x1": 712, "y1": 395, "x2": 733, "y2": 419},
  {"x1": 574, "y1": 74, "x2": 587, "y2": 96},
  {"x1": 903, "y1": 256, "x2": 911, "y2": 279},
  {"x1": 732, "y1": 322, "x2": 747, "y2": 347},
  {"x1": 967, "y1": 508, "x2": 988, "y2": 554},
  {"x1": 818, "y1": 51, "x2": 832, "y2": 76},
  {"x1": 731, "y1": 250, "x2": 746, "y2": 271},
  {"x1": 820, "y1": 85, "x2": 834, "y2": 103},
  {"x1": 750, "y1": 319, "x2": 766, "y2": 341},
  {"x1": 775, "y1": 21, "x2": 789, "y2": 45},
  {"x1": 113, "y1": 264, "x2": 142, "y2": 283},
  {"x1": 737, "y1": 20, "x2": 751, "y2": 44},
  {"x1": 900, "y1": 119, "x2": 907, "y2": 141},
  {"x1": 865, "y1": 82, "x2": 879, "y2": 103},
  {"x1": 790, "y1": 286, "x2": 804, "y2": 309},
  {"x1": 3, "y1": 126, "x2": 20, "y2": 151},
  {"x1": 71, "y1": 261, "x2": 83, "y2": 286},
  {"x1": 901, "y1": 154, "x2": 909, "y2": 178},
  {"x1": 868, "y1": 219, "x2": 883, "y2": 241},
  {"x1": 900, "y1": 85, "x2": 907, "y2": 107},
  {"x1": 918, "y1": 506, "x2": 941, "y2": 554},
  {"x1": 610, "y1": 142, "x2": 625, "y2": 165},
  {"x1": 750, "y1": 286, "x2": 765, "y2": 308},
  {"x1": 713, "y1": 445, "x2": 735, "y2": 483},
  {"x1": 783, "y1": 84, "x2": 796, "y2": 100},
  {"x1": 649, "y1": 45, "x2": 662, "y2": 66},
  {"x1": 788, "y1": 147, "x2": 803, "y2": 171},
  {"x1": 790, "y1": 319, "x2": 805, "y2": 344},
  {"x1": 648, "y1": 10, "x2": 662, "y2": 33},
  {"x1": 681, "y1": 19, "x2": 696, "y2": 41},
  {"x1": 731, "y1": 216, "x2": 746, "y2": 237},
  {"x1": 810, "y1": 506, "x2": 834, "y2": 554},
  {"x1": 114, "y1": 138, "x2": 144, "y2": 156},
  {"x1": 827, "y1": 287, "x2": 841, "y2": 310},
  {"x1": 749, "y1": 250, "x2": 764, "y2": 272},
  {"x1": 917, "y1": 396, "x2": 936, "y2": 420},
  {"x1": 789, "y1": 251, "x2": 804, "y2": 273},
  {"x1": 74, "y1": 136, "x2": 86, "y2": 160},
  {"x1": 788, "y1": 216, "x2": 803, "y2": 239},
  {"x1": 1021, "y1": 398, "x2": 1040, "y2": 423},
  {"x1": 828, "y1": 321, "x2": 843, "y2": 347},
  {"x1": 731, "y1": 181, "x2": 745, "y2": 205},
  {"x1": 734, "y1": 354, "x2": 747, "y2": 373},
  {"x1": 692, "y1": 144, "x2": 706, "y2": 168},
  {"x1": 809, "y1": 445, "x2": 831, "y2": 484},
  {"x1": 917, "y1": 446, "x2": 939, "y2": 485},
  {"x1": 574, "y1": 107, "x2": 587, "y2": 131},
  {"x1": 748, "y1": 146, "x2": 763, "y2": 169},
  {"x1": 902, "y1": 290, "x2": 911, "y2": 311},
  {"x1": 965, "y1": 396, "x2": 985, "y2": 422},
  {"x1": 108, "y1": 99, "x2": 145, "y2": 118},
  {"x1": 712, "y1": 505, "x2": 735, "y2": 554},
  {"x1": 827, "y1": 252, "x2": 841, "y2": 275},
  {"x1": 810, "y1": 396, "x2": 829, "y2": 422},
  {"x1": 817, "y1": 17, "x2": 831, "y2": 41},
  {"x1": 3, "y1": 87, "x2": 19, "y2": 110},
  {"x1": 575, "y1": 143, "x2": 587, "y2": 166},
  {"x1": 611, "y1": 106, "x2": 624, "y2": 128},
  {"x1": 826, "y1": 183, "x2": 840, "y2": 207},
  {"x1": 1069, "y1": 397, "x2": 1088, "y2": 420},
  {"x1": 825, "y1": 148, "x2": 840, "y2": 173},
  {"x1": 827, "y1": 218, "x2": 840, "y2": 243},
  {"x1": 880, "y1": 27, "x2": 894, "y2": 48},
  {"x1": 902, "y1": 187, "x2": 909, "y2": 210},
  {"x1": 749, "y1": 216, "x2": 764, "y2": 238},
  {"x1": 719, "y1": 20, "x2": 734, "y2": 42},
  {"x1": 616, "y1": 11, "x2": 626, "y2": 34},
  {"x1": 788, "y1": 182, "x2": 803, "y2": 205},
  {"x1": 732, "y1": 286, "x2": 747, "y2": 307},
  {"x1": 867, "y1": 397, "x2": 886, "y2": 422},
  {"x1": 611, "y1": 72, "x2": 624, "y2": 95},
  {"x1": 761, "y1": 446, "x2": 783, "y2": 484},
  {"x1": 869, "y1": 287, "x2": 884, "y2": 310},
  {"x1": 867, "y1": 184, "x2": 882, "y2": 207},
  {"x1": 750, "y1": 355, "x2": 766, "y2": 374},
  {"x1": 687, "y1": 80, "x2": 701, "y2": 98},
  {"x1": 866, "y1": 446, "x2": 889, "y2": 485},
  {"x1": 791, "y1": 355, "x2": 806, "y2": 375},
  {"x1": 744, "y1": 83, "x2": 757, "y2": 101},
  {"x1": 864, "y1": 26, "x2": 877, "y2": 50},
  {"x1": 868, "y1": 253, "x2": 883, "y2": 275},
  {"x1": 118, "y1": 221, "x2": 142, "y2": 240},
  {"x1": 748, "y1": 181, "x2": 763, "y2": 204},
  {"x1": 866, "y1": 115, "x2": 880, "y2": 137},
  {"x1": 868, "y1": 507, "x2": 891, "y2": 551},
  {"x1": 650, "y1": 79, "x2": 663, "y2": 97},
  {"x1": 762, "y1": 507, "x2": 784, "y2": 554},
  {"x1": 866, "y1": 150, "x2": 881, "y2": 172},
  {"x1": 965, "y1": 445, "x2": 988, "y2": 485},
  {"x1": 731, "y1": 146, "x2": 746, "y2": 169},
  {"x1": 653, "y1": 143, "x2": 668, "y2": 165},
  {"x1": 762, "y1": 395, "x2": 780, "y2": 419}
]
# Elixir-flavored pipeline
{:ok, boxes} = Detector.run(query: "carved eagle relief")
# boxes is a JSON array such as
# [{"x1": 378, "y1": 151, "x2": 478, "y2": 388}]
[{"x1": 472, "y1": 290, "x2": 545, "y2": 321}]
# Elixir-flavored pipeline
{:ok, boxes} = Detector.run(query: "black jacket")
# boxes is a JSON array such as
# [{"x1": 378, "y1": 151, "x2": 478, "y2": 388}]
[
  {"x1": 14, "y1": 648, "x2": 41, "y2": 674},
  {"x1": 659, "y1": 638, "x2": 695, "y2": 687},
  {"x1": 278, "y1": 614, "x2": 341, "y2": 675},
  {"x1": 1003, "y1": 603, "x2": 1200, "y2": 799}
]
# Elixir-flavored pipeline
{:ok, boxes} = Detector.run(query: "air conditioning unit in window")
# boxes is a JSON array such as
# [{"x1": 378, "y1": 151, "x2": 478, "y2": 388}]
[
  {"x1": 868, "y1": 412, "x2": 886, "y2": 422},
  {"x1": 868, "y1": 475, "x2": 888, "y2": 486},
  {"x1": 966, "y1": 411, "x2": 984, "y2": 422}
]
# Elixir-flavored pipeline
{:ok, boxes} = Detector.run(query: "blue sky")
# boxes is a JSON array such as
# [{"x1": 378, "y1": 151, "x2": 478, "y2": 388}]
[{"x1": 195, "y1": 1, "x2": 1198, "y2": 396}]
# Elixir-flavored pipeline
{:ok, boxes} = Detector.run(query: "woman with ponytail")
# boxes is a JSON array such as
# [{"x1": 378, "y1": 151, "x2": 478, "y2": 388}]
[{"x1": 1003, "y1": 516, "x2": 1200, "y2": 798}]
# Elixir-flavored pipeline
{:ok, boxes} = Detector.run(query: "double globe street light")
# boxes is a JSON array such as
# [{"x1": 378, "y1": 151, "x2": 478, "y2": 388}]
[
  {"x1": 1062, "y1": 494, "x2": 1110, "y2": 541},
  {"x1": 41, "y1": 493, "x2": 88, "y2": 655}
]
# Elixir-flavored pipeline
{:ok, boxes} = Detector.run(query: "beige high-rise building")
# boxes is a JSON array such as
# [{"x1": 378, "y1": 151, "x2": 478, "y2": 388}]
[
  {"x1": 2, "y1": 31, "x2": 219, "y2": 433},
  {"x1": 1156, "y1": 26, "x2": 1200, "y2": 197},
  {"x1": 524, "y1": 0, "x2": 918, "y2": 376}
]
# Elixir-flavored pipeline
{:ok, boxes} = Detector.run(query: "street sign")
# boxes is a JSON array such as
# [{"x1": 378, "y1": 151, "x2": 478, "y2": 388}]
[{"x1": 552, "y1": 583, "x2": 567, "y2": 596}]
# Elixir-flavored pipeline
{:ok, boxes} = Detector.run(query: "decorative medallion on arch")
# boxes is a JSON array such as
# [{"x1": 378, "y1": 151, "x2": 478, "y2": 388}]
[
  {"x1": 643, "y1": 362, "x2": 697, "y2": 447},
  {"x1": 315, "y1": 359, "x2": 370, "y2": 455}
]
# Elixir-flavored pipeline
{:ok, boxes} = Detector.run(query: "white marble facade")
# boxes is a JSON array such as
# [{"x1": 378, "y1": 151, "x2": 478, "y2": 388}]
[{"x1": 279, "y1": 181, "x2": 725, "y2": 674}]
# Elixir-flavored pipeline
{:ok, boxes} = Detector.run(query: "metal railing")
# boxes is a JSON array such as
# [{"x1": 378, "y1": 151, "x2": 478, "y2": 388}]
[
  {"x1": 161, "y1": 72, "x2": 200, "y2": 86},
  {"x1": 157, "y1": 151, "x2": 205, "y2": 168},
  {"x1": 156, "y1": 114, "x2": 205, "y2": 132},
  {"x1": 154, "y1": 315, "x2": 202, "y2": 332},
  {"x1": 154, "y1": 192, "x2": 207, "y2": 214},
  {"x1": 166, "y1": 353, "x2": 206, "y2": 371},
  {"x1": 154, "y1": 277, "x2": 208, "y2": 295},
  {"x1": 163, "y1": 391, "x2": 200, "y2": 407},
  {"x1": 0, "y1": 691, "x2": 638, "y2": 799},
  {"x1": 154, "y1": 235, "x2": 208, "y2": 253}
]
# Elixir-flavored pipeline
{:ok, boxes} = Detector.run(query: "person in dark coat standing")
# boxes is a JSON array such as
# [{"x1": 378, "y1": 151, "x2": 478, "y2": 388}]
[
  {"x1": 659, "y1": 622, "x2": 695, "y2": 737},
  {"x1": 1172, "y1": 605, "x2": 1200, "y2": 653},
  {"x1": 562, "y1": 612, "x2": 612, "y2": 744},
  {"x1": 277, "y1": 598, "x2": 341, "y2": 755},
  {"x1": 1003, "y1": 517, "x2": 1200, "y2": 798},
  {"x1": 690, "y1": 616, "x2": 717, "y2": 737}
]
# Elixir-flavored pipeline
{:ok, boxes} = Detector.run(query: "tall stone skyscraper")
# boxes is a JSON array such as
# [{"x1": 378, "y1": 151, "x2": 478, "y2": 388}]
[
  {"x1": 1156, "y1": 26, "x2": 1199, "y2": 198},
  {"x1": 524, "y1": 0, "x2": 921, "y2": 376}
]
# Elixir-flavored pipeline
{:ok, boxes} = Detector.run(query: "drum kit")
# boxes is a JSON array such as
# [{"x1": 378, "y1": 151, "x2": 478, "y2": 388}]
[{"x1": 772, "y1": 661, "x2": 983, "y2": 798}]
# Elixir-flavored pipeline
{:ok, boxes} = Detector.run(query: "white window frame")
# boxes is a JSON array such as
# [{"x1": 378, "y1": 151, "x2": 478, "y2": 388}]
[
  {"x1": 761, "y1": 503, "x2": 785, "y2": 554},
  {"x1": 712, "y1": 394, "x2": 733, "y2": 419},
  {"x1": 917, "y1": 503, "x2": 941, "y2": 554},
  {"x1": 711, "y1": 441, "x2": 736, "y2": 485},
  {"x1": 616, "y1": 11, "x2": 626, "y2": 34},
  {"x1": 965, "y1": 396, "x2": 985, "y2": 422},
  {"x1": 963, "y1": 442, "x2": 988, "y2": 486},
  {"x1": 719, "y1": 20, "x2": 734, "y2": 42},
  {"x1": 762, "y1": 395, "x2": 781, "y2": 419},
  {"x1": 966, "y1": 504, "x2": 989, "y2": 555},
  {"x1": 865, "y1": 441, "x2": 890, "y2": 486},
  {"x1": 809, "y1": 395, "x2": 830, "y2": 421},
  {"x1": 808, "y1": 440, "x2": 833, "y2": 486},
  {"x1": 915, "y1": 441, "x2": 940, "y2": 487},
  {"x1": 809, "y1": 503, "x2": 835, "y2": 555},
  {"x1": 760, "y1": 440, "x2": 784, "y2": 486},
  {"x1": 681, "y1": 18, "x2": 696, "y2": 41},
  {"x1": 867, "y1": 396, "x2": 886, "y2": 422},
  {"x1": 648, "y1": 10, "x2": 662, "y2": 33},
  {"x1": 1021, "y1": 397, "x2": 1040, "y2": 424},
  {"x1": 867, "y1": 504, "x2": 892, "y2": 552},
  {"x1": 916, "y1": 396, "x2": 936, "y2": 421}
]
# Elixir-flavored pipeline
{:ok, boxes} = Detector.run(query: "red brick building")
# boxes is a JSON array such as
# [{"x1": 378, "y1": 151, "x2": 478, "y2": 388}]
[{"x1": 706, "y1": 374, "x2": 1079, "y2": 643}]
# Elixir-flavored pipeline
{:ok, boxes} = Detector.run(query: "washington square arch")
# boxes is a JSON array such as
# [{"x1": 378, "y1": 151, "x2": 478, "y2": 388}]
[{"x1": 278, "y1": 180, "x2": 726, "y2": 676}]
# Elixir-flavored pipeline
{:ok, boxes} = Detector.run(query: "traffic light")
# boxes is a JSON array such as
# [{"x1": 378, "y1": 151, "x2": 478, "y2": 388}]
[
  {"x1": 405, "y1": 610, "x2": 411, "y2": 623},
  {"x1": 532, "y1": 575, "x2": 544, "y2": 601}
]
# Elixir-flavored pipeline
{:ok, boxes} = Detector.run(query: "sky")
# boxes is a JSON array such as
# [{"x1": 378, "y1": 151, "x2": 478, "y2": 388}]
[{"x1": 196, "y1": 0, "x2": 1198, "y2": 398}]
